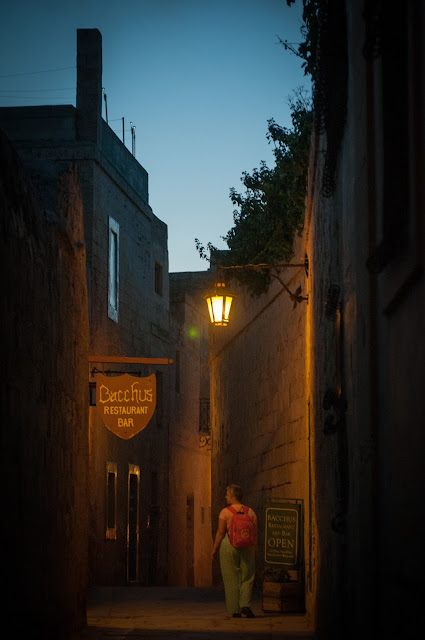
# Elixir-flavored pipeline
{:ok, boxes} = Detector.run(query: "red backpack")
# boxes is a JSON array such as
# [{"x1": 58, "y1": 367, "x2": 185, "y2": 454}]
[{"x1": 227, "y1": 506, "x2": 255, "y2": 548}]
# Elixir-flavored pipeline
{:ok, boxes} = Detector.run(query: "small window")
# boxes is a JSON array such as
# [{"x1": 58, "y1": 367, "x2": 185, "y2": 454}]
[
  {"x1": 155, "y1": 262, "x2": 163, "y2": 295},
  {"x1": 199, "y1": 398, "x2": 210, "y2": 434},
  {"x1": 108, "y1": 217, "x2": 119, "y2": 322},
  {"x1": 106, "y1": 462, "x2": 117, "y2": 540}
]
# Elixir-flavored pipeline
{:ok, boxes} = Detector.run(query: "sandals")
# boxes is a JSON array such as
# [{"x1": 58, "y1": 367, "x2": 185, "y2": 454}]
[{"x1": 232, "y1": 607, "x2": 255, "y2": 618}]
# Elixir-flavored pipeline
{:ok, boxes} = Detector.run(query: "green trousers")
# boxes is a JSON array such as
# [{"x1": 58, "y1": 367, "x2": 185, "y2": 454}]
[{"x1": 219, "y1": 534, "x2": 255, "y2": 614}]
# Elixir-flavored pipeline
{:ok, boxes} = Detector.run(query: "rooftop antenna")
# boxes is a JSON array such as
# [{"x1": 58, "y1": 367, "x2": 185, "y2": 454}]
[
  {"x1": 102, "y1": 88, "x2": 108, "y2": 124},
  {"x1": 130, "y1": 121, "x2": 136, "y2": 156},
  {"x1": 122, "y1": 117, "x2": 125, "y2": 144}
]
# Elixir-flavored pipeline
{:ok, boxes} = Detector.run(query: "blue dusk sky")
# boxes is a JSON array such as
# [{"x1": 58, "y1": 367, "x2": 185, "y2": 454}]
[{"x1": 0, "y1": 0, "x2": 310, "y2": 273}]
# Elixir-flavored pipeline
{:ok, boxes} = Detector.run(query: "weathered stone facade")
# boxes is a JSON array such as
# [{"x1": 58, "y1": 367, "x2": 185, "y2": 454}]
[
  {"x1": 5, "y1": 4, "x2": 422, "y2": 636},
  {"x1": 305, "y1": 2, "x2": 425, "y2": 637},
  {"x1": 0, "y1": 130, "x2": 89, "y2": 636},
  {"x1": 168, "y1": 272, "x2": 212, "y2": 587},
  {"x1": 0, "y1": 29, "x2": 172, "y2": 589},
  {"x1": 0, "y1": 28, "x2": 213, "y2": 608},
  {"x1": 209, "y1": 240, "x2": 310, "y2": 588},
  {"x1": 210, "y1": 3, "x2": 424, "y2": 637}
]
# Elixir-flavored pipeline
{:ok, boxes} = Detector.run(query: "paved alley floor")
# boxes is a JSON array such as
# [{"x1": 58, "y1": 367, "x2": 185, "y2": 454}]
[{"x1": 77, "y1": 586, "x2": 315, "y2": 639}]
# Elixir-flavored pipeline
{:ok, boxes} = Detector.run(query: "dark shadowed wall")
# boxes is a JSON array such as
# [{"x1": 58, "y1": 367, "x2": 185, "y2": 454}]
[{"x1": 0, "y1": 130, "x2": 89, "y2": 637}]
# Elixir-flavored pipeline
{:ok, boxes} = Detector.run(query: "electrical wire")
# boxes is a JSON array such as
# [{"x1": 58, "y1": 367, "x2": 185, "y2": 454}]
[
  {"x1": 0, "y1": 95, "x2": 74, "y2": 100},
  {"x1": 0, "y1": 87, "x2": 74, "y2": 92},
  {"x1": 0, "y1": 66, "x2": 75, "y2": 78}
]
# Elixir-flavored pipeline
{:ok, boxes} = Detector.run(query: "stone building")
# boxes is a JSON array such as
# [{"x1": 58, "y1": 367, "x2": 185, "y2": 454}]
[
  {"x1": 169, "y1": 272, "x2": 213, "y2": 587},
  {"x1": 0, "y1": 129, "x2": 89, "y2": 636},
  {"x1": 209, "y1": 238, "x2": 309, "y2": 590},
  {"x1": 0, "y1": 26, "x2": 212, "y2": 611},
  {"x1": 209, "y1": 1, "x2": 424, "y2": 638},
  {"x1": 304, "y1": 2, "x2": 424, "y2": 637}
]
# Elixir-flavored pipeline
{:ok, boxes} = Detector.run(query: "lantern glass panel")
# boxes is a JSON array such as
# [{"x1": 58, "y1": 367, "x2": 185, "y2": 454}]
[
  {"x1": 224, "y1": 296, "x2": 233, "y2": 322},
  {"x1": 211, "y1": 295, "x2": 224, "y2": 323},
  {"x1": 206, "y1": 297, "x2": 214, "y2": 323}
]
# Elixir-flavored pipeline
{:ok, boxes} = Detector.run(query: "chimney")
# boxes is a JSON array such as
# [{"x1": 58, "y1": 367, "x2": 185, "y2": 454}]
[{"x1": 76, "y1": 29, "x2": 102, "y2": 143}]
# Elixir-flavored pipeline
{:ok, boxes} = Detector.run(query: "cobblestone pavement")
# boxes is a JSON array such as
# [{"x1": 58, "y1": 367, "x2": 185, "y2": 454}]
[{"x1": 75, "y1": 586, "x2": 315, "y2": 640}]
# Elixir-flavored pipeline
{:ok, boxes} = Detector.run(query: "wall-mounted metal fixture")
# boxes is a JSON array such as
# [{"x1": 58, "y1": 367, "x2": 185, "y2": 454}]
[
  {"x1": 204, "y1": 282, "x2": 236, "y2": 326},
  {"x1": 325, "y1": 284, "x2": 341, "y2": 319},
  {"x1": 322, "y1": 388, "x2": 347, "y2": 436},
  {"x1": 199, "y1": 435, "x2": 211, "y2": 450},
  {"x1": 323, "y1": 388, "x2": 347, "y2": 413},
  {"x1": 323, "y1": 414, "x2": 345, "y2": 435},
  {"x1": 205, "y1": 255, "x2": 309, "y2": 326},
  {"x1": 331, "y1": 513, "x2": 346, "y2": 534}
]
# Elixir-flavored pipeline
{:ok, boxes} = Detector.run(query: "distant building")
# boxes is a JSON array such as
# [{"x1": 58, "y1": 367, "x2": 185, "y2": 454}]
[{"x1": 169, "y1": 272, "x2": 214, "y2": 587}]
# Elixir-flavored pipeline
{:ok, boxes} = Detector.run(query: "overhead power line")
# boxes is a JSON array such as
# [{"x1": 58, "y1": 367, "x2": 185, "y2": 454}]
[
  {"x1": 0, "y1": 95, "x2": 74, "y2": 99},
  {"x1": 0, "y1": 87, "x2": 74, "y2": 92},
  {"x1": 0, "y1": 66, "x2": 75, "y2": 78}
]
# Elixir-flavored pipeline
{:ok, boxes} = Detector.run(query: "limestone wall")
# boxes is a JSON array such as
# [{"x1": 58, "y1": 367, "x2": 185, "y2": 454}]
[
  {"x1": 86, "y1": 156, "x2": 171, "y2": 586},
  {"x1": 0, "y1": 129, "x2": 89, "y2": 635},
  {"x1": 305, "y1": 3, "x2": 425, "y2": 637},
  {"x1": 209, "y1": 241, "x2": 310, "y2": 587},
  {"x1": 168, "y1": 274, "x2": 212, "y2": 587}
]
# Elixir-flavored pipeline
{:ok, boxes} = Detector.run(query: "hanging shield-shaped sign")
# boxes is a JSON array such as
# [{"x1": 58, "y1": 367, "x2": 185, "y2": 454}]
[{"x1": 96, "y1": 373, "x2": 156, "y2": 439}]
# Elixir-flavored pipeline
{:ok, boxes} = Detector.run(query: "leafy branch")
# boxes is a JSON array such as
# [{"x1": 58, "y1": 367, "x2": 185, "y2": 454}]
[
  {"x1": 196, "y1": 90, "x2": 312, "y2": 296},
  {"x1": 284, "y1": 0, "x2": 320, "y2": 79}
]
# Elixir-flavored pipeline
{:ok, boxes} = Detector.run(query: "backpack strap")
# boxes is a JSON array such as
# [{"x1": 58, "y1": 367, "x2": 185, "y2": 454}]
[{"x1": 227, "y1": 505, "x2": 248, "y2": 515}]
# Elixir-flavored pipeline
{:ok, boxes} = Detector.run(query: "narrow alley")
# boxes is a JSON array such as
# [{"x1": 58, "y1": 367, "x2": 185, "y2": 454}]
[
  {"x1": 78, "y1": 586, "x2": 314, "y2": 640},
  {"x1": 2, "y1": 3, "x2": 424, "y2": 640}
]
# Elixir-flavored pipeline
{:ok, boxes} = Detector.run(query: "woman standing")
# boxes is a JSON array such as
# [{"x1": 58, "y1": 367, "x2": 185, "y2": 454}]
[{"x1": 212, "y1": 484, "x2": 258, "y2": 618}]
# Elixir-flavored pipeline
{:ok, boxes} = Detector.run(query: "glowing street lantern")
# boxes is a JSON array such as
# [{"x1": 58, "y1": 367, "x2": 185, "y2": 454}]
[{"x1": 204, "y1": 282, "x2": 235, "y2": 326}]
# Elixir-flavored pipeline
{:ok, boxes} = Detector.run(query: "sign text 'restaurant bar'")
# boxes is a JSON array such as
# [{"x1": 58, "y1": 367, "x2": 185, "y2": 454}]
[{"x1": 95, "y1": 373, "x2": 156, "y2": 439}]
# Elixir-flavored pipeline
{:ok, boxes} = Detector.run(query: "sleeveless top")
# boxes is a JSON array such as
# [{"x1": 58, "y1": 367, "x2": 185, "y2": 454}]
[{"x1": 219, "y1": 504, "x2": 257, "y2": 532}]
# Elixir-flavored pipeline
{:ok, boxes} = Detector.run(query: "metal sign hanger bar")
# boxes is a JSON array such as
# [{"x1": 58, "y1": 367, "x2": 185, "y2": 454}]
[{"x1": 88, "y1": 356, "x2": 174, "y2": 365}]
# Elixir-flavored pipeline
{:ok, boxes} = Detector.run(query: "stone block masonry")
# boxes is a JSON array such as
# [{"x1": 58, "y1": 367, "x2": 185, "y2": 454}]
[{"x1": 0, "y1": 130, "x2": 89, "y2": 636}]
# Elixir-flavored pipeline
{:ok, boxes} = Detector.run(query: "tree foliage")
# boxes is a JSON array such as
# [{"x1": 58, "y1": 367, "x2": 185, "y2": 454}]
[
  {"x1": 285, "y1": 0, "x2": 320, "y2": 79},
  {"x1": 196, "y1": 91, "x2": 312, "y2": 296}
]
